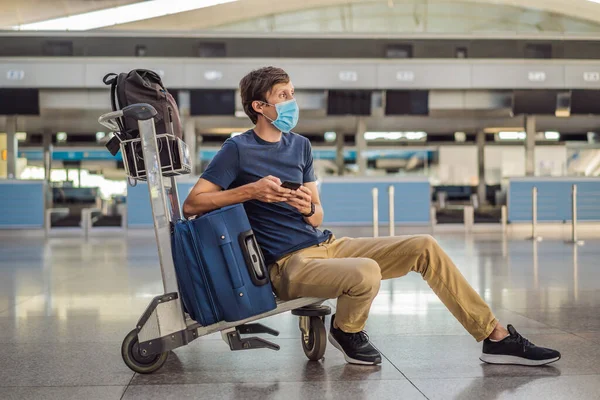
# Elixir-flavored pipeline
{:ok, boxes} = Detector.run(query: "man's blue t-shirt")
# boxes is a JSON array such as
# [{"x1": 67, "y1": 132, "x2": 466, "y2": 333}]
[{"x1": 201, "y1": 129, "x2": 332, "y2": 265}]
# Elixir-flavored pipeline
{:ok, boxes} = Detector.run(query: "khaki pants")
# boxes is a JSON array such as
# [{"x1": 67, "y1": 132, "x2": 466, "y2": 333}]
[{"x1": 269, "y1": 234, "x2": 498, "y2": 342}]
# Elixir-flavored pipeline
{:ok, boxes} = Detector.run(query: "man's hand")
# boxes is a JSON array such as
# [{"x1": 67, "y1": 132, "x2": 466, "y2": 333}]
[
  {"x1": 285, "y1": 185, "x2": 313, "y2": 215},
  {"x1": 251, "y1": 176, "x2": 294, "y2": 203}
]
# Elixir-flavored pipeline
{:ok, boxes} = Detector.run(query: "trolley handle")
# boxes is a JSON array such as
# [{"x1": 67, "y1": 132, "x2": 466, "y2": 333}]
[{"x1": 98, "y1": 103, "x2": 158, "y2": 131}]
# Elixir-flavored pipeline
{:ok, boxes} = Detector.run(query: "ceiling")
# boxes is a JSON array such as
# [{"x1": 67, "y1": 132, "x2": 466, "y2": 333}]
[
  {"x1": 0, "y1": 0, "x2": 138, "y2": 28},
  {"x1": 83, "y1": 0, "x2": 600, "y2": 32},
  {"x1": 2, "y1": 0, "x2": 600, "y2": 32}
]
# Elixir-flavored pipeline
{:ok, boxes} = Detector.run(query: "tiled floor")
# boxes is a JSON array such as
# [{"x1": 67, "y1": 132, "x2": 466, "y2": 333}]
[{"x1": 1, "y1": 228, "x2": 599, "y2": 400}]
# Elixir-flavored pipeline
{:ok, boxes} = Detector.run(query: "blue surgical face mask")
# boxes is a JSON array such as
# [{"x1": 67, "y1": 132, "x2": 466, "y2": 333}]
[{"x1": 261, "y1": 98, "x2": 299, "y2": 132}]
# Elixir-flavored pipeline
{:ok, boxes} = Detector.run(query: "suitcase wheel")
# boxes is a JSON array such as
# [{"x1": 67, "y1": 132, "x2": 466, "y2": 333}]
[
  {"x1": 300, "y1": 316, "x2": 327, "y2": 361},
  {"x1": 121, "y1": 329, "x2": 169, "y2": 374}
]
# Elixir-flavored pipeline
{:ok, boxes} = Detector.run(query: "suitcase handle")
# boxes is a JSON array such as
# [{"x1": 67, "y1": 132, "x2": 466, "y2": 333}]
[
  {"x1": 238, "y1": 230, "x2": 270, "y2": 287},
  {"x1": 220, "y1": 243, "x2": 244, "y2": 290}
]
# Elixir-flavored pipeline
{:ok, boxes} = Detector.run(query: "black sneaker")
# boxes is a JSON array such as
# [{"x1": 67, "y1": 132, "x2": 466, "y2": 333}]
[
  {"x1": 328, "y1": 314, "x2": 382, "y2": 365},
  {"x1": 480, "y1": 325, "x2": 561, "y2": 366}
]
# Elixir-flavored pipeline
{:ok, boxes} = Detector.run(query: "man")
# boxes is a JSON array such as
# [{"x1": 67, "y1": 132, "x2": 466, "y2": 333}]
[{"x1": 183, "y1": 66, "x2": 561, "y2": 366}]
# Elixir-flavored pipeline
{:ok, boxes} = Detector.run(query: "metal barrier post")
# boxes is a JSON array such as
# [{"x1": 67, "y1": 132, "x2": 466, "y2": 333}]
[
  {"x1": 464, "y1": 205, "x2": 474, "y2": 233},
  {"x1": 388, "y1": 185, "x2": 395, "y2": 237},
  {"x1": 532, "y1": 186, "x2": 537, "y2": 239},
  {"x1": 121, "y1": 208, "x2": 128, "y2": 229},
  {"x1": 45, "y1": 209, "x2": 52, "y2": 238},
  {"x1": 430, "y1": 206, "x2": 437, "y2": 233},
  {"x1": 566, "y1": 184, "x2": 585, "y2": 245},
  {"x1": 528, "y1": 187, "x2": 542, "y2": 241},
  {"x1": 372, "y1": 187, "x2": 379, "y2": 238},
  {"x1": 501, "y1": 205, "x2": 507, "y2": 235},
  {"x1": 82, "y1": 208, "x2": 101, "y2": 241},
  {"x1": 571, "y1": 184, "x2": 577, "y2": 243},
  {"x1": 82, "y1": 209, "x2": 88, "y2": 240}
]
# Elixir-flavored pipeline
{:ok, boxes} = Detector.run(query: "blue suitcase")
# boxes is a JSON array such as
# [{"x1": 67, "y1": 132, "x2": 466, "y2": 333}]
[{"x1": 171, "y1": 203, "x2": 277, "y2": 326}]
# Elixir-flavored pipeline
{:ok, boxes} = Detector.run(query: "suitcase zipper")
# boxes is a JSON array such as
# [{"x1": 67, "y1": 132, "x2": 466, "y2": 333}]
[{"x1": 186, "y1": 221, "x2": 220, "y2": 320}]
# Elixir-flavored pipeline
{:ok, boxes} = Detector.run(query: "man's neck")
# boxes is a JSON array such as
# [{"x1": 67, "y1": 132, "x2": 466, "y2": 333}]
[{"x1": 254, "y1": 120, "x2": 282, "y2": 143}]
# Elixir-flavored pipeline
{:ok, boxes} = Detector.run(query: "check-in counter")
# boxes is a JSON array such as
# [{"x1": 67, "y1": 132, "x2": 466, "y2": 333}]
[
  {"x1": 508, "y1": 177, "x2": 600, "y2": 222},
  {"x1": 0, "y1": 180, "x2": 45, "y2": 229},
  {"x1": 126, "y1": 176, "x2": 432, "y2": 228},
  {"x1": 320, "y1": 177, "x2": 431, "y2": 225}
]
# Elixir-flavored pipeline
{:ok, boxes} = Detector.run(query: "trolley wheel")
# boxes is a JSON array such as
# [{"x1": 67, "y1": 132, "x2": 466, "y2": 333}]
[
  {"x1": 121, "y1": 329, "x2": 169, "y2": 374},
  {"x1": 302, "y1": 316, "x2": 327, "y2": 361}
]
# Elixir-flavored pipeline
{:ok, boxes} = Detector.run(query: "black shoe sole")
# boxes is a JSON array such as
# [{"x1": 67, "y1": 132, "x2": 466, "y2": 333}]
[
  {"x1": 328, "y1": 333, "x2": 382, "y2": 365},
  {"x1": 480, "y1": 353, "x2": 561, "y2": 366}
]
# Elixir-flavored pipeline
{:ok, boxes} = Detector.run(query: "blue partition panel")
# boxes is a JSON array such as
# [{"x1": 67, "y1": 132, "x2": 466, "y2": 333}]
[
  {"x1": 127, "y1": 177, "x2": 431, "y2": 227},
  {"x1": 320, "y1": 178, "x2": 431, "y2": 225},
  {"x1": 508, "y1": 178, "x2": 600, "y2": 222},
  {"x1": 0, "y1": 180, "x2": 45, "y2": 229},
  {"x1": 126, "y1": 180, "x2": 196, "y2": 228}
]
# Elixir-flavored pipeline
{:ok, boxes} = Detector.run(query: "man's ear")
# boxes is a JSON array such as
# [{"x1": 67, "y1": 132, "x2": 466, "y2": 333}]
[{"x1": 251, "y1": 100, "x2": 264, "y2": 114}]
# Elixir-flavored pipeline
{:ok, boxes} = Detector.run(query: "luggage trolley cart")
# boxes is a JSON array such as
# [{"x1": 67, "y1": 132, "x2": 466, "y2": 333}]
[{"x1": 98, "y1": 103, "x2": 331, "y2": 374}]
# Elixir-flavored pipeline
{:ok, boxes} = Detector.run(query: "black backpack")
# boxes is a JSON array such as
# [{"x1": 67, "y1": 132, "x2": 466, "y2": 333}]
[{"x1": 102, "y1": 69, "x2": 182, "y2": 156}]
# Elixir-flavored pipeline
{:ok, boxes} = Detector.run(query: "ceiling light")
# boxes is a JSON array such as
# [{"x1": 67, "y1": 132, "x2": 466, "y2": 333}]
[
  {"x1": 324, "y1": 132, "x2": 337, "y2": 142},
  {"x1": 12, "y1": 0, "x2": 238, "y2": 31},
  {"x1": 365, "y1": 132, "x2": 396, "y2": 140},
  {"x1": 364, "y1": 131, "x2": 426, "y2": 141},
  {"x1": 544, "y1": 131, "x2": 560, "y2": 140},
  {"x1": 498, "y1": 131, "x2": 526, "y2": 140},
  {"x1": 57, "y1": 132, "x2": 67, "y2": 142},
  {"x1": 405, "y1": 131, "x2": 427, "y2": 140},
  {"x1": 454, "y1": 132, "x2": 467, "y2": 142},
  {"x1": 16, "y1": 132, "x2": 27, "y2": 141}
]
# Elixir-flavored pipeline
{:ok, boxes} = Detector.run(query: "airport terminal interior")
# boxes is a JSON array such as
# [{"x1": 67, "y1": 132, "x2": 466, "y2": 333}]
[{"x1": 2, "y1": 0, "x2": 600, "y2": 399}]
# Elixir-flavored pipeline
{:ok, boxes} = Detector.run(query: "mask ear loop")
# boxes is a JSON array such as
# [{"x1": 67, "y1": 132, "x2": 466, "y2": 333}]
[{"x1": 257, "y1": 100, "x2": 277, "y2": 124}]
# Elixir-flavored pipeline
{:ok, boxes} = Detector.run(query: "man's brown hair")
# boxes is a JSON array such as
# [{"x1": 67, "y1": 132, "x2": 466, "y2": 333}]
[{"x1": 239, "y1": 66, "x2": 290, "y2": 124}]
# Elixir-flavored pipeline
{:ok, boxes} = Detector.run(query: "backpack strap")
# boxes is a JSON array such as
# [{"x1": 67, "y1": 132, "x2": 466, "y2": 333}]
[{"x1": 103, "y1": 73, "x2": 125, "y2": 133}]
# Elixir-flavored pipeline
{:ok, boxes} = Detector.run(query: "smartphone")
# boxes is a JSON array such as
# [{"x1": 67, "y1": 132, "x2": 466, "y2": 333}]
[{"x1": 281, "y1": 181, "x2": 302, "y2": 190}]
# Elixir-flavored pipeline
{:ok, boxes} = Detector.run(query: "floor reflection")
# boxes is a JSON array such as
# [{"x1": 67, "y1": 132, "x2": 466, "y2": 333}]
[{"x1": 1, "y1": 231, "x2": 599, "y2": 399}]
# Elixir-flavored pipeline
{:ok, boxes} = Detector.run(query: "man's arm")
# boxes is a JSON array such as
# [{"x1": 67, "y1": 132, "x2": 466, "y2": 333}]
[
  {"x1": 302, "y1": 181, "x2": 324, "y2": 227},
  {"x1": 182, "y1": 176, "x2": 294, "y2": 219},
  {"x1": 182, "y1": 178, "x2": 252, "y2": 219}
]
